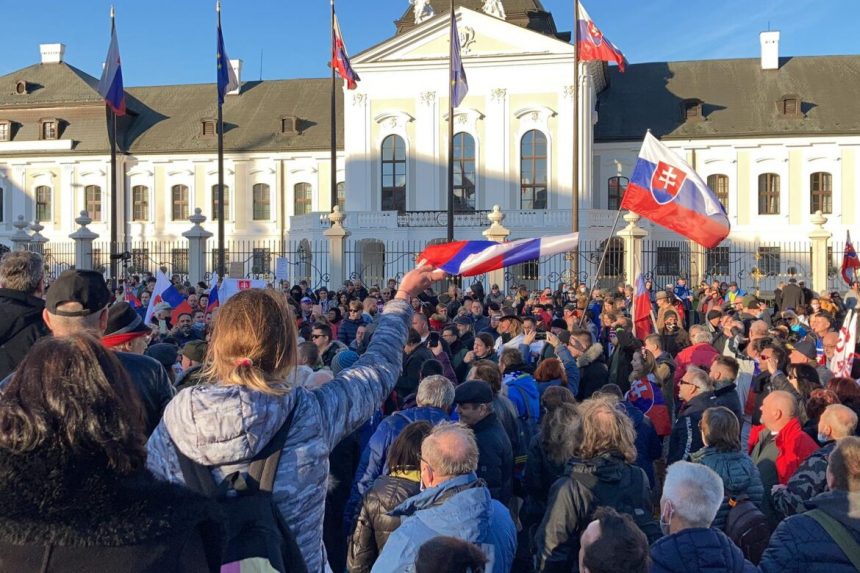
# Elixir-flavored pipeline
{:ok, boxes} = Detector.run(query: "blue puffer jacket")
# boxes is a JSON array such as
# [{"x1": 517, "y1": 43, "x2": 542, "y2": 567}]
[
  {"x1": 650, "y1": 527, "x2": 757, "y2": 573},
  {"x1": 759, "y1": 490, "x2": 860, "y2": 573},
  {"x1": 690, "y1": 447, "x2": 764, "y2": 530},
  {"x1": 371, "y1": 473, "x2": 517, "y2": 573},
  {"x1": 146, "y1": 299, "x2": 412, "y2": 573},
  {"x1": 346, "y1": 406, "x2": 450, "y2": 529},
  {"x1": 504, "y1": 371, "x2": 540, "y2": 430}
]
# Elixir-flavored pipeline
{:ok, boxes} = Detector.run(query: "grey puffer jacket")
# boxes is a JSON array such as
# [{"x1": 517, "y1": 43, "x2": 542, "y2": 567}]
[
  {"x1": 690, "y1": 446, "x2": 765, "y2": 530},
  {"x1": 146, "y1": 299, "x2": 412, "y2": 573}
]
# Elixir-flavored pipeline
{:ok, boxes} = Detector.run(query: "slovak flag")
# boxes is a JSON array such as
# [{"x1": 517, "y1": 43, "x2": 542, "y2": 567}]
[
  {"x1": 576, "y1": 3, "x2": 627, "y2": 72},
  {"x1": 417, "y1": 233, "x2": 579, "y2": 277},
  {"x1": 626, "y1": 374, "x2": 672, "y2": 437},
  {"x1": 841, "y1": 231, "x2": 860, "y2": 285},
  {"x1": 633, "y1": 274, "x2": 653, "y2": 341},
  {"x1": 206, "y1": 282, "x2": 220, "y2": 313},
  {"x1": 332, "y1": 10, "x2": 360, "y2": 90},
  {"x1": 124, "y1": 285, "x2": 141, "y2": 309},
  {"x1": 219, "y1": 278, "x2": 267, "y2": 305},
  {"x1": 144, "y1": 271, "x2": 186, "y2": 324},
  {"x1": 96, "y1": 13, "x2": 126, "y2": 116},
  {"x1": 621, "y1": 132, "x2": 730, "y2": 249}
]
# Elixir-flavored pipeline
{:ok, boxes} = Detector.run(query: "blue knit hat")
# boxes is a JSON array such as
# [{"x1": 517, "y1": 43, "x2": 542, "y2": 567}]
[{"x1": 331, "y1": 350, "x2": 360, "y2": 375}]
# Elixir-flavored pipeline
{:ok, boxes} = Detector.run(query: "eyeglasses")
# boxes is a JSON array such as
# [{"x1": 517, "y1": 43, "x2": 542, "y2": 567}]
[
  {"x1": 349, "y1": 309, "x2": 360, "y2": 313},
  {"x1": 679, "y1": 380, "x2": 698, "y2": 389},
  {"x1": 311, "y1": 334, "x2": 325, "y2": 339}
]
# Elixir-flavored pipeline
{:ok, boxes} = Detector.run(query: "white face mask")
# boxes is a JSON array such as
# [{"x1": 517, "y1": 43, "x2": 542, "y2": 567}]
[{"x1": 659, "y1": 503, "x2": 673, "y2": 536}]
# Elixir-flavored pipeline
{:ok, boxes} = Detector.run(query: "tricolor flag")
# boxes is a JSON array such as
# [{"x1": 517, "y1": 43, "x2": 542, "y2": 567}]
[
  {"x1": 219, "y1": 277, "x2": 267, "y2": 305},
  {"x1": 841, "y1": 231, "x2": 860, "y2": 286},
  {"x1": 144, "y1": 271, "x2": 186, "y2": 324},
  {"x1": 576, "y1": 3, "x2": 627, "y2": 72},
  {"x1": 124, "y1": 285, "x2": 141, "y2": 309},
  {"x1": 332, "y1": 9, "x2": 360, "y2": 90},
  {"x1": 626, "y1": 373, "x2": 672, "y2": 437},
  {"x1": 622, "y1": 132, "x2": 730, "y2": 249},
  {"x1": 417, "y1": 233, "x2": 579, "y2": 277},
  {"x1": 216, "y1": 3, "x2": 239, "y2": 105},
  {"x1": 206, "y1": 282, "x2": 220, "y2": 313},
  {"x1": 450, "y1": 12, "x2": 468, "y2": 107},
  {"x1": 831, "y1": 309, "x2": 858, "y2": 378},
  {"x1": 633, "y1": 274, "x2": 653, "y2": 341},
  {"x1": 96, "y1": 11, "x2": 126, "y2": 116}
]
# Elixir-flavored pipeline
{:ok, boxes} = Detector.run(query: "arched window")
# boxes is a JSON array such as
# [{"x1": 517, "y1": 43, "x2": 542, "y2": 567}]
[
  {"x1": 707, "y1": 174, "x2": 729, "y2": 211},
  {"x1": 453, "y1": 133, "x2": 476, "y2": 211},
  {"x1": 171, "y1": 184, "x2": 189, "y2": 221},
  {"x1": 520, "y1": 130, "x2": 547, "y2": 209},
  {"x1": 810, "y1": 172, "x2": 832, "y2": 214},
  {"x1": 253, "y1": 183, "x2": 271, "y2": 220},
  {"x1": 294, "y1": 183, "x2": 312, "y2": 215},
  {"x1": 381, "y1": 135, "x2": 406, "y2": 213},
  {"x1": 212, "y1": 184, "x2": 229, "y2": 221},
  {"x1": 131, "y1": 185, "x2": 148, "y2": 222},
  {"x1": 35, "y1": 185, "x2": 51, "y2": 222},
  {"x1": 607, "y1": 176, "x2": 628, "y2": 211},
  {"x1": 85, "y1": 185, "x2": 102, "y2": 221},
  {"x1": 336, "y1": 181, "x2": 346, "y2": 211},
  {"x1": 758, "y1": 173, "x2": 780, "y2": 215}
]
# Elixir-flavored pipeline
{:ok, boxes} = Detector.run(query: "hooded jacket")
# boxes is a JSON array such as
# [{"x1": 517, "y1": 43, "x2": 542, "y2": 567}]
[
  {"x1": 0, "y1": 288, "x2": 48, "y2": 380},
  {"x1": 772, "y1": 441, "x2": 836, "y2": 517},
  {"x1": 650, "y1": 527, "x2": 758, "y2": 573},
  {"x1": 668, "y1": 391, "x2": 715, "y2": 464},
  {"x1": 370, "y1": 473, "x2": 516, "y2": 573},
  {"x1": 760, "y1": 490, "x2": 860, "y2": 573},
  {"x1": 146, "y1": 299, "x2": 412, "y2": 573},
  {"x1": 574, "y1": 342, "x2": 609, "y2": 401},
  {"x1": 690, "y1": 447, "x2": 765, "y2": 530}
]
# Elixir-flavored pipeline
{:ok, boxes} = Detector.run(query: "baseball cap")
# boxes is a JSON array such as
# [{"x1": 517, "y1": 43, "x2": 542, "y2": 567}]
[
  {"x1": 453, "y1": 380, "x2": 494, "y2": 405},
  {"x1": 301, "y1": 297, "x2": 313, "y2": 304},
  {"x1": 706, "y1": 309, "x2": 724, "y2": 322},
  {"x1": 45, "y1": 269, "x2": 111, "y2": 317},
  {"x1": 453, "y1": 315, "x2": 474, "y2": 326},
  {"x1": 180, "y1": 340, "x2": 208, "y2": 363},
  {"x1": 742, "y1": 295, "x2": 760, "y2": 309},
  {"x1": 788, "y1": 339, "x2": 817, "y2": 361},
  {"x1": 105, "y1": 302, "x2": 151, "y2": 335}
]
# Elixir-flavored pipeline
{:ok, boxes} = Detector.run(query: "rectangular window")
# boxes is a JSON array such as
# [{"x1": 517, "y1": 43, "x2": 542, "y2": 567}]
[
  {"x1": 656, "y1": 246, "x2": 681, "y2": 276},
  {"x1": 758, "y1": 173, "x2": 780, "y2": 215},
  {"x1": 172, "y1": 185, "x2": 189, "y2": 221},
  {"x1": 35, "y1": 186, "x2": 51, "y2": 222},
  {"x1": 0, "y1": 122, "x2": 9, "y2": 141},
  {"x1": 294, "y1": 183, "x2": 312, "y2": 216},
  {"x1": 212, "y1": 185, "x2": 229, "y2": 221},
  {"x1": 171, "y1": 249, "x2": 189, "y2": 275},
  {"x1": 41, "y1": 121, "x2": 57, "y2": 140},
  {"x1": 706, "y1": 247, "x2": 730, "y2": 276},
  {"x1": 132, "y1": 185, "x2": 148, "y2": 221},
  {"x1": 252, "y1": 248, "x2": 271, "y2": 275},
  {"x1": 253, "y1": 183, "x2": 271, "y2": 220},
  {"x1": 85, "y1": 185, "x2": 102, "y2": 221},
  {"x1": 758, "y1": 247, "x2": 781, "y2": 276},
  {"x1": 810, "y1": 172, "x2": 833, "y2": 214}
]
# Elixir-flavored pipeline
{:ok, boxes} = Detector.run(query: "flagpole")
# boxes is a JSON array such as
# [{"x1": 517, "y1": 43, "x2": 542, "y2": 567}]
[
  {"x1": 330, "y1": 0, "x2": 338, "y2": 213},
  {"x1": 108, "y1": 6, "x2": 119, "y2": 290},
  {"x1": 216, "y1": 1, "x2": 226, "y2": 279},
  {"x1": 446, "y1": 0, "x2": 456, "y2": 243},
  {"x1": 579, "y1": 201, "x2": 625, "y2": 327},
  {"x1": 570, "y1": 0, "x2": 580, "y2": 285}
]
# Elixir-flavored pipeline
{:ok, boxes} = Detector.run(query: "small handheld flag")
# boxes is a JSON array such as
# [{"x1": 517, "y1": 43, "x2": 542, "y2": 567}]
[
  {"x1": 450, "y1": 12, "x2": 469, "y2": 107},
  {"x1": 216, "y1": 3, "x2": 239, "y2": 105},
  {"x1": 633, "y1": 274, "x2": 653, "y2": 341},
  {"x1": 576, "y1": 3, "x2": 627, "y2": 72},
  {"x1": 96, "y1": 9, "x2": 126, "y2": 116},
  {"x1": 841, "y1": 231, "x2": 860, "y2": 286},
  {"x1": 332, "y1": 10, "x2": 360, "y2": 90},
  {"x1": 621, "y1": 132, "x2": 730, "y2": 248}
]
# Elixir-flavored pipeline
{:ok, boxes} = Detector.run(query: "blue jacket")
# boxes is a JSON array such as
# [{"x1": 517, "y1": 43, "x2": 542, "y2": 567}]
[
  {"x1": 146, "y1": 299, "x2": 412, "y2": 573},
  {"x1": 553, "y1": 344, "x2": 581, "y2": 397},
  {"x1": 338, "y1": 316, "x2": 366, "y2": 346},
  {"x1": 504, "y1": 371, "x2": 540, "y2": 431},
  {"x1": 620, "y1": 401, "x2": 662, "y2": 488},
  {"x1": 650, "y1": 527, "x2": 757, "y2": 573},
  {"x1": 346, "y1": 406, "x2": 450, "y2": 529},
  {"x1": 371, "y1": 473, "x2": 516, "y2": 573},
  {"x1": 759, "y1": 490, "x2": 860, "y2": 573}
]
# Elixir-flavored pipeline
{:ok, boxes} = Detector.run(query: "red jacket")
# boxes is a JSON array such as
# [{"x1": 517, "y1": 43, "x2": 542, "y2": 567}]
[
  {"x1": 673, "y1": 342, "x2": 721, "y2": 386},
  {"x1": 748, "y1": 417, "x2": 819, "y2": 484}
]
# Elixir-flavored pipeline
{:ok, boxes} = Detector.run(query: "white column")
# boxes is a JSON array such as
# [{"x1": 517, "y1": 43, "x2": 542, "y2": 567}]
[
  {"x1": 809, "y1": 210, "x2": 832, "y2": 295},
  {"x1": 559, "y1": 84, "x2": 575, "y2": 211},
  {"x1": 579, "y1": 69, "x2": 595, "y2": 210},
  {"x1": 344, "y1": 92, "x2": 372, "y2": 212},
  {"x1": 482, "y1": 205, "x2": 510, "y2": 292},
  {"x1": 182, "y1": 208, "x2": 213, "y2": 286},
  {"x1": 10, "y1": 216, "x2": 31, "y2": 250},
  {"x1": 617, "y1": 212, "x2": 648, "y2": 317},
  {"x1": 324, "y1": 206, "x2": 350, "y2": 287},
  {"x1": 69, "y1": 211, "x2": 99, "y2": 270},
  {"x1": 485, "y1": 88, "x2": 509, "y2": 210},
  {"x1": 415, "y1": 91, "x2": 439, "y2": 210}
]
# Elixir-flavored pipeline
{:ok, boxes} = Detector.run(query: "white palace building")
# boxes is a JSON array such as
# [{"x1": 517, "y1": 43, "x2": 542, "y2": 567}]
[{"x1": 0, "y1": 0, "x2": 858, "y2": 286}]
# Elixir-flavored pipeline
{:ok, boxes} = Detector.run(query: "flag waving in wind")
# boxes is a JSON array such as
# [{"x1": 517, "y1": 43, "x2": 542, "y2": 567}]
[
  {"x1": 96, "y1": 10, "x2": 126, "y2": 116},
  {"x1": 418, "y1": 233, "x2": 579, "y2": 277},
  {"x1": 216, "y1": 2, "x2": 239, "y2": 105},
  {"x1": 332, "y1": 9, "x2": 360, "y2": 90},
  {"x1": 842, "y1": 231, "x2": 860, "y2": 285},
  {"x1": 621, "y1": 132, "x2": 730, "y2": 248},
  {"x1": 450, "y1": 12, "x2": 468, "y2": 107},
  {"x1": 633, "y1": 274, "x2": 653, "y2": 341},
  {"x1": 576, "y1": 3, "x2": 627, "y2": 72}
]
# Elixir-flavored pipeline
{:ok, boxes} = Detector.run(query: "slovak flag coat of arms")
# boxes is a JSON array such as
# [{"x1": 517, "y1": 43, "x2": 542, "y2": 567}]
[
  {"x1": 576, "y1": 3, "x2": 627, "y2": 71},
  {"x1": 621, "y1": 132, "x2": 730, "y2": 249}
]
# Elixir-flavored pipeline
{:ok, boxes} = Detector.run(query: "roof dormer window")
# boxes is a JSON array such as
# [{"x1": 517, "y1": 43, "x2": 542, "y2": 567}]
[
  {"x1": 778, "y1": 95, "x2": 801, "y2": 117},
  {"x1": 0, "y1": 121, "x2": 10, "y2": 142},
  {"x1": 201, "y1": 119, "x2": 216, "y2": 137},
  {"x1": 681, "y1": 98, "x2": 704, "y2": 122},
  {"x1": 14, "y1": 80, "x2": 28, "y2": 95},
  {"x1": 39, "y1": 118, "x2": 59, "y2": 140},
  {"x1": 281, "y1": 116, "x2": 297, "y2": 134}
]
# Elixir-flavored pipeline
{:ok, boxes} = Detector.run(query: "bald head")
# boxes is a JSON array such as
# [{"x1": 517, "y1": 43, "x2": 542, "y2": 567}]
[
  {"x1": 420, "y1": 422, "x2": 479, "y2": 487},
  {"x1": 761, "y1": 390, "x2": 798, "y2": 432},
  {"x1": 820, "y1": 404, "x2": 859, "y2": 441},
  {"x1": 823, "y1": 332, "x2": 840, "y2": 358}
]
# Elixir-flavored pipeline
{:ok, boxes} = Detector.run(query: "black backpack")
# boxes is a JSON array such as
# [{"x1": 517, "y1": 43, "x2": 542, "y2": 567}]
[
  {"x1": 723, "y1": 495, "x2": 772, "y2": 565},
  {"x1": 175, "y1": 405, "x2": 307, "y2": 573}
]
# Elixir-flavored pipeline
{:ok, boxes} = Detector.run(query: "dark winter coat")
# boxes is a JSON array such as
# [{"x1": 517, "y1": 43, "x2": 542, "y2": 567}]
[
  {"x1": 338, "y1": 316, "x2": 365, "y2": 347},
  {"x1": 608, "y1": 329, "x2": 641, "y2": 394},
  {"x1": 115, "y1": 352, "x2": 176, "y2": 436},
  {"x1": 710, "y1": 381, "x2": 745, "y2": 430},
  {"x1": 395, "y1": 345, "x2": 434, "y2": 401},
  {"x1": 780, "y1": 282, "x2": 805, "y2": 311},
  {"x1": 771, "y1": 441, "x2": 836, "y2": 517},
  {"x1": 574, "y1": 343, "x2": 609, "y2": 401},
  {"x1": 621, "y1": 401, "x2": 663, "y2": 488},
  {"x1": 759, "y1": 490, "x2": 860, "y2": 573},
  {"x1": 0, "y1": 288, "x2": 48, "y2": 380},
  {"x1": 471, "y1": 411, "x2": 514, "y2": 504},
  {"x1": 347, "y1": 474, "x2": 421, "y2": 573},
  {"x1": 175, "y1": 363, "x2": 207, "y2": 392},
  {"x1": 668, "y1": 391, "x2": 715, "y2": 464},
  {"x1": 536, "y1": 452, "x2": 657, "y2": 572},
  {"x1": 0, "y1": 446, "x2": 223, "y2": 573},
  {"x1": 523, "y1": 435, "x2": 566, "y2": 527},
  {"x1": 690, "y1": 447, "x2": 765, "y2": 530},
  {"x1": 650, "y1": 527, "x2": 758, "y2": 573}
]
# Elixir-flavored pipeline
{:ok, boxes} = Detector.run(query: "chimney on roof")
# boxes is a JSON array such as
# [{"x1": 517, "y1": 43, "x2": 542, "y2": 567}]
[
  {"x1": 40, "y1": 43, "x2": 65, "y2": 64},
  {"x1": 228, "y1": 59, "x2": 242, "y2": 96},
  {"x1": 760, "y1": 31, "x2": 780, "y2": 70}
]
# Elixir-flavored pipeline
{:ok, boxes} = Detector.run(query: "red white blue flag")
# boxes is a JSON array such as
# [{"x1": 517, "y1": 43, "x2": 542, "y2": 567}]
[
  {"x1": 576, "y1": 3, "x2": 627, "y2": 72},
  {"x1": 633, "y1": 274, "x2": 653, "y2": 341},
  {"x1": 96, "y1": 13, "x2": 126, "y2": 116},
  {"x1": 417, "y1": 233, "x2": 579, "y2": 277},
  {"x1": 144, "y1": 271, "x2": 185, "y2": 324},
  {"x1": 841, "y1": 231, "x2": 860, "y2": 285},
  {"x1": 626, "y1": 374, "x2": 672, "y2": 437},
  {"x1": 332, "y1": 10, "x2": 360, "y2": 90},
  {"x1": 621, "y1": 132, "x2": 730, "y2": 249}
]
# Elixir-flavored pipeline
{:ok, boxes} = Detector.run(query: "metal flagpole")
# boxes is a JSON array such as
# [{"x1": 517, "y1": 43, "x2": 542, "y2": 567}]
[
  {"x1": 330, "y1": 0, "x2": 338, "y2": 213},
  {"x1": 570, "y1": 0, "x2": 580, "y2": 285},
  {"x1": 216, "y1": 1, "x2": 226, "y2": 279},
  {"x1": 108, "y1": 6, "x2": 120, "y2": 290},
  {"x1": 446, "y1": 0, "x2": 455, "y2": 243},
  {"x1": 579, "y1": 202, "x2": 625, "y2": 327}
]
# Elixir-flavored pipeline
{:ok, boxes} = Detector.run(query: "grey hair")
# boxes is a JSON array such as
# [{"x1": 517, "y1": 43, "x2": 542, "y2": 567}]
[
  {"x1": 686, "y1": 366, "x2": 714, "y2": 392},
  {"x1": 47, "y1": 302, "x2": 105, "y2": 336},
  {"x1": 416, "y1": 375, "x2": 455, "y2": 410},
  {"x1": 662, "y1": 461, "x2": 724, "y2": 528},
  {"x1": 823, "y1": 404, "x2": 859, "y2": 438},
  {"x1": 689, "y1": 325, "x2": 712, "y2": 345},
  {"x1": 0, "y1": 251, "x2": 43, "y2": 294},
  {"x1": 543, "y1": 402, "x2": 582, "y2": 464},
  {"x1": 421, "y1": 421, "x2": 479, "y2": 477}
]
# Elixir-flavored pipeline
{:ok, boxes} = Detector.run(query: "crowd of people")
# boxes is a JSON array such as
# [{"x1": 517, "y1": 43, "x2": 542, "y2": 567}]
[{"x1": 1, "y1": 248, "x2": 860, "y2": 572}]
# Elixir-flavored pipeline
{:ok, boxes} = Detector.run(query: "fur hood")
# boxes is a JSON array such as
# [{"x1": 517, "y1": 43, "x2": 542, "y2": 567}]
[
  {"x1": 0, "y1": 445, "x2": 223, "y2": 547},
  {"x1": 577, "y1": 342, "x2": 605, "y2": 368}
]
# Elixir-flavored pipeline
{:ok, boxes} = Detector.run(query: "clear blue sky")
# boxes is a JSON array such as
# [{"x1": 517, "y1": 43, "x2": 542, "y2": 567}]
[{"x1": 0, "y1": 0, "x2": 856, "y2": 87}]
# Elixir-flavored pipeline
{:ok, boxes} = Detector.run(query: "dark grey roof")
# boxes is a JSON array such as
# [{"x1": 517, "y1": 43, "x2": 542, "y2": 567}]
[
  {"x1": 125, "y1": 79, "x2": 344, "y2": 154},
  {"x1": 0, "y1": 62, "x2": 102, "y2": 106},
  {"x1": 394, "y1": 0, "x2": 563, "y2": 38},
  {"x1": 596, "y1": 56, "x2": 860, "y2": 141}
]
